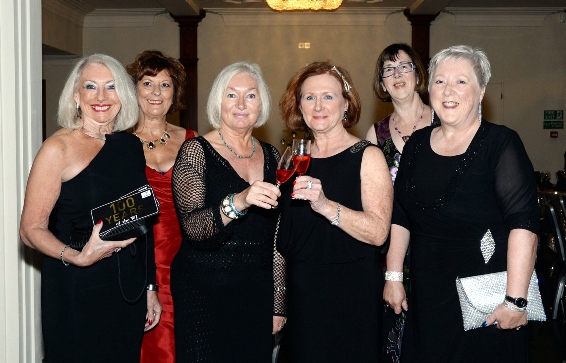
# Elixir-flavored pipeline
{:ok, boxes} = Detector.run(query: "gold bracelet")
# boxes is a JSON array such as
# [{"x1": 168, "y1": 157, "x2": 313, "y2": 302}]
[{"x1": 60, "y1": 245, "x2": 70, "y2": 266}]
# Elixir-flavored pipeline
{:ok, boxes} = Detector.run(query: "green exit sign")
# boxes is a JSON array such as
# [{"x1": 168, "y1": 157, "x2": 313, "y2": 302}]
[
  {"x1": 544, "y1": 110, "x2": 564, "y2": 120},
  {"x1": 543, "y1": 121, "x2": 564, "y2": 129}
]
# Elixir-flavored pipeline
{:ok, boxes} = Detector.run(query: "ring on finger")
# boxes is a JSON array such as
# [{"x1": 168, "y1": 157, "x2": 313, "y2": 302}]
[
  {"x1": 307, "y1": 180, "x2": 313, "y2": 189},
  {"x1": 114, "y1": 247, "x2": 121, "y2": 253}
]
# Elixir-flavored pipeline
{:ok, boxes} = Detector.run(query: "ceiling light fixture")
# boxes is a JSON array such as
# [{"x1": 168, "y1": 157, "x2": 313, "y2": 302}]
[{"x1": 266, "y1": 0, "x2": 343, "y2": 11}]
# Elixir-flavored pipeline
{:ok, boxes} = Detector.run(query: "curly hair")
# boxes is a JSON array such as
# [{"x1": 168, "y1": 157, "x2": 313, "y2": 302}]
[
  {"x1": 126, "y1": 50, "x2": 186, "y2": 114},
  {"x1": 279, "y1": 61, "x2": 361, "y2": 131},
  {"x1": 373, "y1": 43, "x2": 428, "y2": 102}
]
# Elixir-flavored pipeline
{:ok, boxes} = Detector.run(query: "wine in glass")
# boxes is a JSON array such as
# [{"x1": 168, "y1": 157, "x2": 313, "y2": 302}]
[
  {"x1": 276, "y1": 147, "x2": 296, "y2": 187},
  {"x1": 292, "y1": 139, "x2": 311, "y2": 176}
]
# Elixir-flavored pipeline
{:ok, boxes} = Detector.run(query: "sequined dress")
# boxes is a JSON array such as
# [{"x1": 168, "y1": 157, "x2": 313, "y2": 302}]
[
  {"x1": 171, "y1": 136, "x2": 285, "y2": 363},
  {"x1": 140, "y1": 129, "x2": 195, "y2": 363},
  {"x1": 277, "y1": 141, "x2": 383, "y2": 363},
  {"x1": 393, "y1": 121, "x2": 539, "y2": 362}
]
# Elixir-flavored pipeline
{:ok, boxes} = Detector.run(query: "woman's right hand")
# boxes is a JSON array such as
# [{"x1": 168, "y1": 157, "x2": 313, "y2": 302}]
[
  {"x1": 383, "y1": 280, "x2": 408, "y2": 315},
  {"x1": 69, "y1": 220, "x2": 136, "y2": 267},
  {"x1": 235, "y1": 180, "x2": 281, "y2": 210}
]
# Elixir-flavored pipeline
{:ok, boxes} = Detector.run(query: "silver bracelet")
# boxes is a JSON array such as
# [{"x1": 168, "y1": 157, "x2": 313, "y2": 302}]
[
  {"x1": 60, "y1": 245, "x2": 70, "y2": 266},
  {"x1": 503, "y1": 300, "x2": 526, "y2": 312},
  {"x1": 330, "y1": 203, "x2": 341, "y2": 226},
  {"x1": 385, "y1": 271, "x2": 403, "y2": 281},
  {"x1": 147, "y1": 284, "x2": 159, "y2": 292}
]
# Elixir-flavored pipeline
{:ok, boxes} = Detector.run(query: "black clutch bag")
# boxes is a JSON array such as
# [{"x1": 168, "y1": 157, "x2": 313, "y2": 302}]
[{"x1": 68, "y1": 185, "x2": 159, "y2": 250}]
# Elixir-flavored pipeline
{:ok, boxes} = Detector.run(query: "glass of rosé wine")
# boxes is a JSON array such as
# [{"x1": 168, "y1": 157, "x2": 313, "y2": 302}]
[
  {"x1": 292, "y1": 139, "x2": 311, "y2": 176},
  {"x1": 276, "y1": 147, "x2": 297, "y2": 188}
]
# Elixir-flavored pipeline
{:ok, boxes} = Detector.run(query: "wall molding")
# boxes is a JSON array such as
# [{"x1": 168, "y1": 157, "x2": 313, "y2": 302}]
[
  {"x1": 83, "y1": 8, "x2": 167, "y2": 28},
  {"x1": 42, "y1": 0, "x2": 87, "y2": 27},
  {"x1": 205, "y1": 7, "x2": 405, "y2": 26},
  {"x1": 444, "y1": 7, "x2": 565, "y2": 27}
]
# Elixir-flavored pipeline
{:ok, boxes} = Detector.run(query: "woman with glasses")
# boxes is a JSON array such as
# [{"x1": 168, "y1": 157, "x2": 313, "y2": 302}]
[{"x1": 365, "y1": 43, "x2": 433, "y2": 362}]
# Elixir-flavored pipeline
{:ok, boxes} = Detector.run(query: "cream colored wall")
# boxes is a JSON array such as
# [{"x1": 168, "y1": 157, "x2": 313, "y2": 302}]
[
  {"x1": 430, "y1": 11, "x2": 566, "y2": 177},
  {"x1": 197, "y1": 11, "x2": 409, "y2": 149},
  {"x1": 42, "y1": 8, "x2": 82, "y2": 56}
]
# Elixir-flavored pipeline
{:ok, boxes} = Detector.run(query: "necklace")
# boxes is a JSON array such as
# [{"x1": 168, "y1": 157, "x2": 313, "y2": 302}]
[
  {"x1": 392, "y1": 105, "x2": 424, "y2": 143},
  {"x1": 218, "y1": 129, "x2": 256, "y2": 159},
  {"x1": 80, "y1": 128, "x2": 106, "y2": 140},
  {"x1": 134, "y1": 123, "x2": 170, "y2": 150}
]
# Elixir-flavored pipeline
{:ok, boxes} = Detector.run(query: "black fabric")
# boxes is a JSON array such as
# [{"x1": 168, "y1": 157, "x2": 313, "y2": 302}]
[
  {"x1": 171, "y1": 136, "x2": 284, "y2": 363},
  {"x1": 392, "y1": 121, "x2": 539, "y2": 363},
  {"x1": 42, "y1": 132, "x2": 154, "y2": 363},
  {"x1": 277, "y1": 140, "x2": 383, "y2": 363}
]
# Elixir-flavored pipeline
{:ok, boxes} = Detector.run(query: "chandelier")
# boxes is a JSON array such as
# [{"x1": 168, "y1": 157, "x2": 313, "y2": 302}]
[{"x1": 266, "y1": 0, "x2": 343, "y2": 11}]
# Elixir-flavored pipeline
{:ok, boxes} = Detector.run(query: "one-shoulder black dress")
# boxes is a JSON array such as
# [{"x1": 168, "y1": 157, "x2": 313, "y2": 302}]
[
  {"x1": 277, "y1": 141, "x2": 383, "y2": 363},
  {"x1": 42, "y1": 132, "x2": 155, "y2": 363}
]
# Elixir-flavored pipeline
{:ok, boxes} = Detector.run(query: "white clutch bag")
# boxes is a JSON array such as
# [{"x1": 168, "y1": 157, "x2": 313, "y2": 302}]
[{"x1": 455, "y1": 270, "x2": 546, "y2": 331}]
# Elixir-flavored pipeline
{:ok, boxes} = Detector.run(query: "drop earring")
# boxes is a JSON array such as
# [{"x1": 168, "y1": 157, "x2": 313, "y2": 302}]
[
  {"x1": 343, "y1": 110, "x2": 348, "y2": 121},
  {"x1": 478, "y1": 103, "x2": 482, "y2": 122},
  {"x1": 431, "y1": 109, "x2": 435, "y2": 124},
  {"x1": 75, "y1": 103, "x2": 82, "y2": 119}
]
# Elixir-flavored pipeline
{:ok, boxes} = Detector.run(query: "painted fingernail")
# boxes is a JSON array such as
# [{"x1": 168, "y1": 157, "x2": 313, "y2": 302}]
[
  {"x1": 481, "y1": 321, "x2": 487, "y2": 327},
  {"x1": 291, "y1": 193, "x2": 295, "y2": 197},
  {"x1": 293, "y1": 180, "x2": 296, "y2": 185},
  {"x1": 149, "y1": 320, "x2": 153, "y2": 325},
  {"x1": 97, "y1": 220, "x2": 103, "y2": 225}
]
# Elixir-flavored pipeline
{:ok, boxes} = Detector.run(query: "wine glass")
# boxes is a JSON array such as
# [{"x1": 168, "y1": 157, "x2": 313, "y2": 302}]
[
  {"x1": 292, "y1": 139, "x2": 311, "y2": 176},
  {"x1": 276, "y1": 147, "x2": 296, "y2": 188}
]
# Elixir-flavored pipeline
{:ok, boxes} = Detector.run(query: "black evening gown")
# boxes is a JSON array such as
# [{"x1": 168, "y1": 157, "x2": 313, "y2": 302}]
[
  {"x1": 277, "y1": 141, "x2": 383, "y2": 363},
  {"x1": 171, "y1": 137, "x2": 285, "y2": 363},
  {"x1": 393, "y1": 121, "x2": 539, "y2": 363},
  {"x1": 42, "y1": 132, "x2": 155, "y2": 363}
]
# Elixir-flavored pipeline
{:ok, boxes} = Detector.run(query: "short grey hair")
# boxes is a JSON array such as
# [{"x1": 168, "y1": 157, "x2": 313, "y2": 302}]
[
  {"x1": 428, "y1": 45, "x2": 491, "y2": 91},
  {"x1": 206, "y1": 61, "x2": 271, "y2": 129},
  {"x1": 57, "y1": 54, "x2": 139, "y2": 131}
]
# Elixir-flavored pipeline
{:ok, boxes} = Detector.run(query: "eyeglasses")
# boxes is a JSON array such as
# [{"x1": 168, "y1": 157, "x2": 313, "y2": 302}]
[{"x1": 380, "y1": 62, "x2": 415, "y2": 78}]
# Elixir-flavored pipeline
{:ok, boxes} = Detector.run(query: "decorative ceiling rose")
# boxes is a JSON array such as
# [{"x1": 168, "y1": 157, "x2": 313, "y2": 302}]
[{"x1": 266, "y1": 0, "x2": 343, "y2": 11}]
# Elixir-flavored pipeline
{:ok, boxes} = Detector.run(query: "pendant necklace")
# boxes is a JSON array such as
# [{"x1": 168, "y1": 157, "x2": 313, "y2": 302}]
[
  {"x1": 80, "y1": 128, "x2": 106, "y2": 140},
  {"x1": 218, "y1": 129, "x2": 256, "y2": 159},
  {"x1": 134, "y1": 123, "x2": 170, "y2": 150},
  {"x1": 392, "y1": 105, "x2": 424, "y2": 143}
]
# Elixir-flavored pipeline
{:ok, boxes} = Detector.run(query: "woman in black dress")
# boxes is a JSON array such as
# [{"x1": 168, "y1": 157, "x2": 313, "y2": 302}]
[
  {"x1": 20, "y1": 54, "x2": 160, "y2": 362},
  {"x1": 171, "y1": 61, "x2": 286, "y2": 363},
  {"x1": 384, "y1": 45, "x2": 539, "y2": 362},
  {"x1": 277, "y1": 61, "x2": 393, "y2": 362}
]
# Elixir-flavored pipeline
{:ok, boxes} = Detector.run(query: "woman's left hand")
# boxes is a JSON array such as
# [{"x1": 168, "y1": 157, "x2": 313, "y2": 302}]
[
  {"x1": 484, "y1": 303, "x2": 527, "y2": 330},
  {"x1": 273, "y1": 316, "x2": 287, "y2": 335},
  {"x1": 144, "y1": 290, "x2": 162, "y2": 332},
  {"x1": 292, "y1": 176, "x2": 328, "y2": 212}
]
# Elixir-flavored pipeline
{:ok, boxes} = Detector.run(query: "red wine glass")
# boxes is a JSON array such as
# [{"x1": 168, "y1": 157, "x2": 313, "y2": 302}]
[
  {"x1": 276, "y1": 147, "x2": 296, "y2": 188},
  {"x1": 292, "y1": 139, "x2": 311, "y2": 176}
]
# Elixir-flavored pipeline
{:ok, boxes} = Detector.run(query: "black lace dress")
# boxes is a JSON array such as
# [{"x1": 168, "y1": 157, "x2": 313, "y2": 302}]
[
  {"x1": 277, "y1": 141, "x2": 383, "y2": 363},
  {"x1": 171, "y1": 136, "x2": 285, "y2": 363},
  {"x1": 393, "y1": 121, "x2": 539, "y2": 362}
]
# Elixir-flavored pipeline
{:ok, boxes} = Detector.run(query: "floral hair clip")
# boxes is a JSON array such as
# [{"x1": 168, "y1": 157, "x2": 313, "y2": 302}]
[{"x1": 330, "y1": 66, "x2": 351, "y2": 93}]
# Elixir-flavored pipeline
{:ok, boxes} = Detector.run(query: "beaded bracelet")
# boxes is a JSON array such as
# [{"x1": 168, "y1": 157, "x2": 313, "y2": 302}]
[
  {"x1": 385, "y1": 271, "x2": 403, "y2": 282},
  {"x1": 330, "y1": 203, "x2": 341, "y2": 226},
  {"x1": 221, "y1": 194, "x2": 247, "y2": 219},
  {"x1": 60, "y1": 245, "x2": 70, "y2": 266}
]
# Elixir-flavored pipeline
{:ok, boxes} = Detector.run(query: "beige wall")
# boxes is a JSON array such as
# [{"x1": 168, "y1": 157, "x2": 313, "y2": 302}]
[
  {"x1": 42, "y1": 7, "x2": 82, "y2": 56},
  {"x1": 43, "y1": 8, "x2": 566, "y2": 174}
]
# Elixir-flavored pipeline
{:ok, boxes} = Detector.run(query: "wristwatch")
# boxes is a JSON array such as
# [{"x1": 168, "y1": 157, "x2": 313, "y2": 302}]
[{"x1": 505, "y1": 295, "x2": 528, "y2": 308}]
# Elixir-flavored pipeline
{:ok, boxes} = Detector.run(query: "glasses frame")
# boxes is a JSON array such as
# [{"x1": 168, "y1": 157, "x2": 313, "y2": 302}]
[{"x1": 380, "y1": 62, "x2": 415, "y2": 78}]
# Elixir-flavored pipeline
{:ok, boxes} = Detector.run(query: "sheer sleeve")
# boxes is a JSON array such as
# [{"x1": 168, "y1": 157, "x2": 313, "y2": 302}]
[
  {"x1": 391, "y1": 134, "x2": 414, "y2": 230},
  {"x1": 273, "y1": 216, "x2": 287, "y2": 316},
  {"x1": 493, "y1": 128, "x2": 539, "y2": 234},
  {"x1": 172, "y1": 138, "x2": 233, "y2": 250}
]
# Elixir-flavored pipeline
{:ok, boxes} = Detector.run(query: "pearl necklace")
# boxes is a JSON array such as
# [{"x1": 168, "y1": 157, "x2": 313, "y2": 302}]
[
  {"x1": 218, "y1": 129, "x2": 256, "y2": 159},
  {"x1": 80, "y1": 128, "x2": 106, "y2": 140},
  {"x1": 392, "y1": 105, "x2": 424, "y2": 143},
  {"x1": 134, "y1": 123, "x2": 170, "y2": 150}
]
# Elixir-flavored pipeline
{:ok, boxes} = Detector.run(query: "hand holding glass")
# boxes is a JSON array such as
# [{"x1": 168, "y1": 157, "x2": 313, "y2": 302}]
[{"x1": 292, "y1": 139, "x2": 311, "y2": 176}]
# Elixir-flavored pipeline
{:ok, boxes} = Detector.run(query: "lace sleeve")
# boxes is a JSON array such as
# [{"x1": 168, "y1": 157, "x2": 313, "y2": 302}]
[
  {"x1": 493, "y1": 128, "x2": 539, "y2": 234},
  {"x1": 172, "y1": 138, "x2": 233, "y2": 249},
  {"x1": 273, "y1": 216, "x2": 287, "y2": 316}
]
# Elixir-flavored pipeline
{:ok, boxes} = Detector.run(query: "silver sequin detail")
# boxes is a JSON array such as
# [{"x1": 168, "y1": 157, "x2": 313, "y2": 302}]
[{"x1": 480, "y1": 229, "x2": 495, "y2": 264}]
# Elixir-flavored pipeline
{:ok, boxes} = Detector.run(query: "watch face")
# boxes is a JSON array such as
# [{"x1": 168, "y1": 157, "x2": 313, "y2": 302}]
[{"x1": 515, "y1": 297, "x2": 528, "y2": 308}]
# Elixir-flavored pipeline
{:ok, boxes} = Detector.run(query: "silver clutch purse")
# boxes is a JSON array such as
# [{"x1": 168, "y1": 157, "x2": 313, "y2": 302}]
[{"x1": 455, "y1": 270, "x2": 546, "y2": 331}]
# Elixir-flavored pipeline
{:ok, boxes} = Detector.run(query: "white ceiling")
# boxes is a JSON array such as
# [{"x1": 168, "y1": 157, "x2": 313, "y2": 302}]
[{"x1": 59, "y1": 0, "x2": 566, "y2": 17}]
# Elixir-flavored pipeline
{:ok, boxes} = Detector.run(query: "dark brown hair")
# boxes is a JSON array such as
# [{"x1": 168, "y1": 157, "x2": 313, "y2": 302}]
[
  {"x1": 126, "y1": 50, "x2": 186, "y2": 114},
  {"x1": 279, "y1": 61, "x2": 361, "y2": 131},
  {"x1": 373, "y1": 43, "x2": 427, "y2": 102}
]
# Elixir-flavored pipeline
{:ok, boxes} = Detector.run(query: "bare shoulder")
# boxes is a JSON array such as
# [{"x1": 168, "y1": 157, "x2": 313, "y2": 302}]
[{"x1": 39, "y1": 128, "x2": 74, "y2": 161}]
